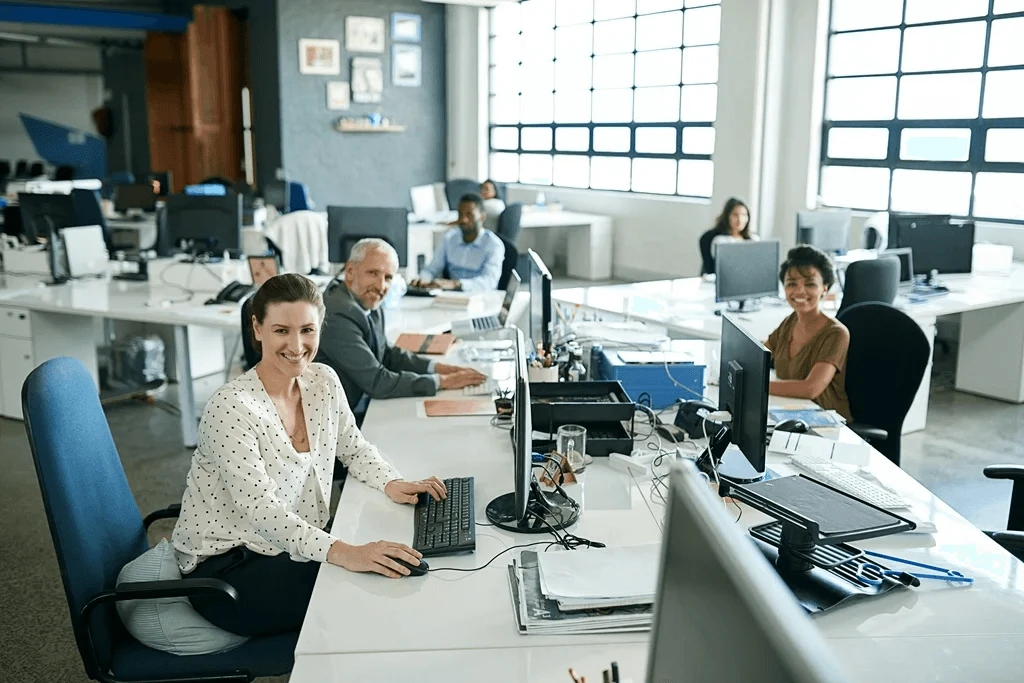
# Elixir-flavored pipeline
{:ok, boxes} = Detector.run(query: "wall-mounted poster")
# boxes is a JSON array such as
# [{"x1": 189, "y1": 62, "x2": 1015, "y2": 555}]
[
  {"x1": 392, "y1": 44, "x2": 422, "y2": 87},
  {"x1": 351, "y1": 58, "x2": 384, "y2": 103},
  {"x1": 327, "y1": 81, "x2": 350, "y2": 110},
  {"x1": 298, "y1": 38, "x2": 340, "y2": 75},
  {"x1": 391, "y1": 12, "x2": 422, "y2": 42},
  {"x1": 346, "y1": 16, "x2": 386, "y2": 53}
]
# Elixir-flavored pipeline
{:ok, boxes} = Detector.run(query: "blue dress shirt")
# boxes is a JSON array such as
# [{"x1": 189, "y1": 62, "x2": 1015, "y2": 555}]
[{"x1": 420, "y1": 227, "x2": 505, "y2": 292}]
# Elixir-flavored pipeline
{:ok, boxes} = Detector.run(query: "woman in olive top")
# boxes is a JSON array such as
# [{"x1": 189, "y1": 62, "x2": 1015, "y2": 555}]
[{"x1": 765, "y1": 245, "x2": 853, "y2": 421}]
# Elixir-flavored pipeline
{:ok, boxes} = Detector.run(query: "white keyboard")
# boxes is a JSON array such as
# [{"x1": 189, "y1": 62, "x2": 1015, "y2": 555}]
[
  {"x1": 789, "y1": 458, "x2": 909, "y2": 509},
  {"x1": 462, "y1": 379, "x2": 499, "y2": 396}
]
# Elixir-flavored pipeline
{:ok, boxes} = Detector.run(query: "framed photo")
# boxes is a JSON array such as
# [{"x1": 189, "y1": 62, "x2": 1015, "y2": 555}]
[
  {"x1": 392, "y1": 44, "x2": 422, "y2": 88},
  {"x1": 298, "y1": 38, "x2": 340, "y2": 75},
  {"x1": 351, "y1": 57, "x2": 384, "y2": 103},
  {"x1": 391, "y1": 12, "x2": 422, "y2": 42},
  {"x1": 327, "y1": 81, "x2": 350, "y2": 110},
  {"x1": 345, "y1": 16, "x2": 386, "y2": 53}
]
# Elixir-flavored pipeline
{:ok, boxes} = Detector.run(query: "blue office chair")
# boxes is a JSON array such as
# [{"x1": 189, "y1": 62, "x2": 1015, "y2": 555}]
[
  {"x1": 497, "y1": 202, "x2": 523, "y2": 245},
  {"x1": 287, "y1": 182, "x2": 313, "y2": 212},
  {"x1": 22, "y1": 357, "x2": 298, "y2": 682},
  {"x1": 445, "y1": 178, "x2": 479, "y2": 211}
]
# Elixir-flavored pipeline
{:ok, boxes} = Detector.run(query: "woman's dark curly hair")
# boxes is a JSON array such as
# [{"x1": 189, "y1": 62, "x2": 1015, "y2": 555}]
[{"x1": 779, "y1": 244, "x2": 836, "y2": 289}]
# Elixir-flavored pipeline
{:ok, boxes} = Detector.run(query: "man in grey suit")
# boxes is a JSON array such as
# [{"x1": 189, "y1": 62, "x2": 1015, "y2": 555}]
[{"x1": 316, "y1": 238, "x2": 486, "y2": 419}]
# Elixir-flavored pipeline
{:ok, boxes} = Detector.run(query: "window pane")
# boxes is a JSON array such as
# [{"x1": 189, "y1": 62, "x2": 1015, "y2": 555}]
[
  {"x1": 681, "y1": 84, "x2": 717, "y2": 121},
  {"x1": 519, "y1": 153, "x2": 554, "y2": 185},
  {"x1": 637, "y1": 126, "x2": 678, "y2": 153},
  {"x1": 490, "y1": 35, "x2": 521, "y2": 66},
  {"x1": 636, "y1": 49, "x2": 682, "y2": 86},
  {"x1": 556, "y1": 0, "x2": 594, "y2": 25},
  {"x1": 989, "y1": 18, "x2": 1024, "y2": 67},
  {"x1": 975, "y1": 173, "x2": 1024, "y2": 221},
  {"x1": 490, "y1": 94, "x2": 521, "y2": 124},
  {"x1": 826, "y1": 128, "x2": 889, "y2": 159},
  {"x1": 555, "y1": 127, "x2": 590, "y2": 151},
  {"x1": 521, "y1": 127, "x2": 554, "y2": 151},
  {"x1": 555, "y1": 90, "x2": 592, "y2": 123},
  {"x1": 831, "y1": 0, "x2": 902, "y2": 32},
  {"x1": 522, "y1": 0, "x2": 555, "y2": 28},
  {"x1": 677, "y1": 159, "x2": 714, "y2": 197},
  {"x1": 491, "y1": 127, "x2": 519, "y2": 150},
  {"x1": 905, "y1": 0, "x2": 988, "y2": 24},
  {"x1": 983, "y1": 70, "x2": 1024, "y2": 118},
  {"x1": 594, "y1": 18, "x2": 635, "y2": 54},
  {"x1": 901, "y1": 22, "x2": 986, "y2": 73},
  {"x1": 683, "y1": 5, "x2": 721, "y2": 46},
  {"x1": 820, "y1": 165, "x2": 891, "y2": 210},
  {"x1": 995, "y1": 0, "x2": 1024, "y2": 14},
  {"x1": 491, "y1": 4, "x2": 522, "y2": 36},
  {"x1": 521, "y1": 28, "x2": 555, "y2": 62},
  {"x1": 553, "y1": 154, "x2": 591, "y2": 188},
  {"x1": 682, "y1": 45, "x2": 719, "y2": 84},
  {"x1": 556, "y1": 24, "x2": 593, "y2": 58},
  {"x1": 591, "y1": 156, "x2": 632, "y2": 190},
  {"x1": 521, "y1": 92, "x2": 554, "y2": 123},
  {"x1": 490, "y1": 152, "x2": 519, "y2": 182},
  {"x1": 900, "y1": 129, "x2": 970, "y2": 162},
  {"x1": 898, "y1": 73, "x2": 981, "y2": 120},
  {"x1": 986, "y1": 129, "x2": 1024, "y2": 162},
  {"x1": 828, "y1": 29, "x2": 900, "y2": 77},
  {"x1": 891, "y1": 169, "x2": 972, "y2": 215},
  {"x1": 593, "y1": 126, "x2": 631, "y2": 152},
  {"x1": 595, "y1": 0, "x2": 635, "y2": 20},
  {"x1": 826, "y1": 76, "x2": 897, "y2": 121},
  {"x1": 490, "y1": 65, "x2": 521, "y2": 95},
  {"x1": 632, "y1": 158, "x2": 678, "y2": 194},
  {"x1": 593, "y1": 53, "x2": 635, "y2": 89},
  {"x1": 638, "y1": 0, "x2": 683, "y2": 13},
  {"x1": 682, "y1": 126, "x2": 715, "y2": 155},
  {"x1": 634, "y1": 86, "x2": 681, "y2": 122},
  {"x1": 636, "y1": 11, "x2": 683, "y2": 51},
  {"x1": 521, "y1": 61, "x2": 554, "y2": 93},
  {"x1": 686, "y1": 0, "x2": 721, "y2": 6},
  {"x1": 556, "y1": 57, "x2": 592, "y2": 90},
  {"x1": 593, "y1": 89, "x2": 634, "y2": 122}
]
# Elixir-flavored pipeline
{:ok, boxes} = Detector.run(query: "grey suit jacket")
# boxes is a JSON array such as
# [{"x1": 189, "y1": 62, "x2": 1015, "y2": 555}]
[{"x1": 316, "y1": 281, "x2": 437, "y2": 410}]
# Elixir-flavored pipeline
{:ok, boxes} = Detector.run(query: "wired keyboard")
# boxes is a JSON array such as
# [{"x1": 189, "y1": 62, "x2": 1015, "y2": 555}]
[
  {"x1": 413, "y1": 476, "x2": 476, "y2": 557},
  {"x1": 789, "y1": 458, "x2": 908, "y2": 509},
  {"x1": 462, "y1": 379, "x2": 499, "y2": 396}
]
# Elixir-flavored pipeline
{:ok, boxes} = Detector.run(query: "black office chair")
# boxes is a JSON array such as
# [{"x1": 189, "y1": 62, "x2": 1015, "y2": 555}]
[
  {"x1": 837, "y1": 302, "x2": 931, "y2": 467},
  {"x1": 497, "y1": 202, "x2": 523, "y2": 245},
  {"x1": 445, "y1": 178, "x2": 479, "y2": 210},
  {"x1": 14, "y1": 159, "x2": 29, "y2": 179},
  {"x1": 698, "y1": 228, "x2": 717, "y2": 275},
  {"x1": 0, "y1": 159, "x2": 11, "y2": 179},
  {"x1": 982, "y1": 466, "x2": 1024, "y2": 562},
  {"x1": 497, "y1": 233, "x2": 519, "y2": 291},
  {"x1": 28, "y1": 161, "x2": 45, "y2": 178},
  {"x1": 55, "y1": 165, "x2": 75, "y2": 181},
  {"x1": 836, "y1": 256, "x2": 899, "y2": 317}
]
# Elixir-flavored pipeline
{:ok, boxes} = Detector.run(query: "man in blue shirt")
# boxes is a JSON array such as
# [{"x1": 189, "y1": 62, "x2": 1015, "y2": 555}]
[{"x1": 411, "y1": 193, "x2": 505, "y2": 292}]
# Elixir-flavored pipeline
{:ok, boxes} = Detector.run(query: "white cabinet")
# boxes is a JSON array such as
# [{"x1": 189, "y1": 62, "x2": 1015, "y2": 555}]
[{"x1": 0, "y1": 337, "x2": 33, "y2": 420}]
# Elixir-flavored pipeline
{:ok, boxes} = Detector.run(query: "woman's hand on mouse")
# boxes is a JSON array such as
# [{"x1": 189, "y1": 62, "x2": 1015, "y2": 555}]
[
  {"x1": 385, "y1": 477, "x2": 447, "y2": 505},
  {"x1": 327, "y1": 540, "x2": 422, "y2": 578}
]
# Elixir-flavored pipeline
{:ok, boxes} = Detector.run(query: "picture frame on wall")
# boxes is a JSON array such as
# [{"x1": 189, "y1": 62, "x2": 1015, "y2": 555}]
[
  {"x1": 327, "y1": 81, "x2": 351, "y2": 110},
  {"x1": 345, "y1": 16, "x2": 386, "y2": 53},
  {"x1": 298, "y1": 38, "x2": 340, "y2": 75},
  {"x1": 351, "y1": 57, "x2": 384, "y2": 103},
  {"x1": 391, "y1": 12, "x2": 422, "y2": 42},
  {"x1": 392, "y1": 44, "x2": 422, "y2": 88}
]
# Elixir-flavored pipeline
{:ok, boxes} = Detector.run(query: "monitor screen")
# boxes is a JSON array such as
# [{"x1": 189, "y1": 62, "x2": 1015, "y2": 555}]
[
  {"x1": 884, "y1": 248, "x2": 914, "y2": 284},
  {"x1": 326, "y1": 206, "x2": 409, "y2": 267},
  {"x1": 165, "y1": 193, "x2": 242, "y2": 254},
  {"x1": 889, "y1": 214, "x2": 974, "y2": 275},
  {"x1": 718, "y1": 314, "x2": 771, "y2": 482},
  {"x1": 17, "y1": 192, "x2": 78, "y2": 244},
  {"x1": 498, "y1": 270, "x2": 521, "y2": 326},
  {"x1": 715, "y1": 240, "x2": 780, "y2": 304},
  {"x1": 114, "y1": 183, "x2": 157, "y2": 213},
  {"x1": 796, "y1": 209, "x2": 852, "y2": 254},
  {"x1": 513, "y1": 328, "x2": 532, "y2": 525},
  {"x1": 262, "y1": 179, "x2": 289, "y2": 210},
  {"x1": 647, "y1": 463, "x2": 850, "y2": 683},
  {"x1": 526, "y1": 249, "x2": 553, "y2": 354}
]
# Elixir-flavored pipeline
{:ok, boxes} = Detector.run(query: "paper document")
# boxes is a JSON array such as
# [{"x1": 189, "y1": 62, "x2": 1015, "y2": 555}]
[
  {"x1": 768, "y1": 431, "x2": 870, "y2": 465},
  {"x1": 536, "y1": 544, "x2": 660, "y2": 601}
]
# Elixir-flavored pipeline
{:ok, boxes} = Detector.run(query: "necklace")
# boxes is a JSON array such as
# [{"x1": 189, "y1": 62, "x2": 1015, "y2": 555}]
[{"x1": 271, "y1": 393, "x2": 307, "y2": 445}]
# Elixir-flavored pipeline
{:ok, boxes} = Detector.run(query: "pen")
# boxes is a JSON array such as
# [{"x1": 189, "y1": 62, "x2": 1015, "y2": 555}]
[
  {"x1": 568, "y1": 668, "x2": 585, "y2": 683},
  {"x1": 602, "y1": 670, "x2": 611, "y2": 683}
]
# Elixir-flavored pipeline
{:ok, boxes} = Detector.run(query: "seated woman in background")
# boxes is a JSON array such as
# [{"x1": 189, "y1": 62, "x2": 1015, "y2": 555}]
[
  {"x1": 765, "y1": 245, "x2": 853, "y2": 421},
  {"x1": 700, "y1": 197, "x2": 758, "y2": 274},
  {"x1": 479, "y1": 179, "x2": 506, "y2": 232}
]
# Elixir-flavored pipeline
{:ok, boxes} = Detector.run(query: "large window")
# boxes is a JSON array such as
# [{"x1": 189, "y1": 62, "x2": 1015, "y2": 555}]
[
  {"x1": 821, "y1": 0, "x2": 1024, "y2": 222},
  {"x1": 488, "y1": 0, "x2": 722, "y2": 198}
]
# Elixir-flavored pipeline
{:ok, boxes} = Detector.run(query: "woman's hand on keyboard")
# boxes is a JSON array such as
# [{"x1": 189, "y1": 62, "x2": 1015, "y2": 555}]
[
  {"x1": 327, "y1": 540, "x2": 421, "y2": 578},
  {"x1": 385, "y1": 477, "x2": 448, "y2": 504}
]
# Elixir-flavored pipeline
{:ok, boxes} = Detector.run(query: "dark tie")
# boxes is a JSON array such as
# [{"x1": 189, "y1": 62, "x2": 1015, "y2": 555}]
[{"x1": 367, "y1": 312, "x2": 380, "y2": 358}]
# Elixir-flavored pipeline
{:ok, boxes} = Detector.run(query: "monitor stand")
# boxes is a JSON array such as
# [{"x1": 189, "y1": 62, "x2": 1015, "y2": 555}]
[
  {"x1": 716, "y1": 443, "x2": 764, "y2": 484},
  {"x1": 714, "y1": 299, "x2": 762, "y2": 315},
  {"x1": 485, "y1": 480, "x2": 580, "y2": 534}
]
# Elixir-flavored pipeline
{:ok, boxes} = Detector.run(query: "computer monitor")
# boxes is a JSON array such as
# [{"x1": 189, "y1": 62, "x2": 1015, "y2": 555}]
[
  {"x1": 715, "y1": 240, "x2": 780, "y2": 311},
  {"x1": 498, "y1": 270, "x2": 521, "y2": 327},
  {"x1": 165, "y1": 193, "x2": 242, "y2": 256},
  {"x1": 114, "y1": 183, "x2": 157, "y2": 213},
  {"x1": 884, "y1": 248, "x2": 914, "y2": 285},
  {"x1": 796, "y1": 209, "x2": 852, "y2": 254},
  {"x1": 262, "y1": 179, "x2": 289, "y2": 211},
  {"x1": 647, "y1": 463, "x2": 850, "y2": 683},
  {"x1": 716, "y1": 314, "x2": 771, "y2": 483},
  {"x1": 17, "y1": 192, "x2": 78, "y2": 245},
  {"x1": 184, "y1": 184, "x2": 228, "y2": 196},
  {"x1": 525, "y1": 249, "x2": 553, "y2": 354},
  {"x1": 327, "y1": 206, "x2": 409, "y2": 267},
  {"x1": 889, "y1": 213, "x2": 974, "y2": 275}
]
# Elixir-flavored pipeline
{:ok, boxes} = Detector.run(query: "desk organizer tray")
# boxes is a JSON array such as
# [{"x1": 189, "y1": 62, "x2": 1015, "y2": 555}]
[
  {"x1": 532, "y1": 420, "x2": 632, "y2": 457},
  {"x1": 530, "y1": 381, "x2": 634, "y2": 426}
]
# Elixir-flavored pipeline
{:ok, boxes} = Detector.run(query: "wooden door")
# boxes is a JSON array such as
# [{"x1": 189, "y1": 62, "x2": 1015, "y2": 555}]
[{"x1": 145, "y1": 6, "x2": 243, "y2": 187}]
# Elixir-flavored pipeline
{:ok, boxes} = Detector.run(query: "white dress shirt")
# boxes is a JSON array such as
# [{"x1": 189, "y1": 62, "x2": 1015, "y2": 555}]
[{"x1": 172, "y1": 363, "x2": 401, "y2": 573}]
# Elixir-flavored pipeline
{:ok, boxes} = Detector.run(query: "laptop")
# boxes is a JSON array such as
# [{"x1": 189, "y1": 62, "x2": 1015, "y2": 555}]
[
  {"x1": 248, "y1": 255, "x2": 279, "y2": 287},
  {"x1": 451, "y1": 271, "x2": 520, "y2": 338},
  {"x1": 885, "y1": 248, "x2": 914, "y2": 290},
  {"x1": 61, "y1": 225, "x2": 109, "y2": 278}
]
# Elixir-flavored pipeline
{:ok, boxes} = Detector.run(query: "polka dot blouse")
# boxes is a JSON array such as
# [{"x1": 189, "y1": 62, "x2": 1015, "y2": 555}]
[{"x1": 172, "y1": 363, "x2": 402, "y2": 572}]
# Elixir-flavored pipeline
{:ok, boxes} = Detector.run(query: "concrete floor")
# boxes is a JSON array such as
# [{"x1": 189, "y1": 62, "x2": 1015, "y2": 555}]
[{"x1": 2, "y1": 347, "x2": 1023, "y2": 681}]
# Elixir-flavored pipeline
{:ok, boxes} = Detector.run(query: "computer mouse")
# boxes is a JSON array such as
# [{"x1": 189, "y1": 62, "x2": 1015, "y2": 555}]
[
  {"x1": 774, "y1": 419, "x2": 810, "y2": 434},
  {"x1": 393, "y1": 558, "x2": 429, "y2": 577}
]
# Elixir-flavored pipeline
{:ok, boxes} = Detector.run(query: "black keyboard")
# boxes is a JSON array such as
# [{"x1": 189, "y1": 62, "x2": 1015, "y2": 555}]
[
  {"x1": 413, "y1": 476, "x2": 476, "y2": 557},
  {"x1": 405, "y1": 286, "x2": 438, "y2": 298}
]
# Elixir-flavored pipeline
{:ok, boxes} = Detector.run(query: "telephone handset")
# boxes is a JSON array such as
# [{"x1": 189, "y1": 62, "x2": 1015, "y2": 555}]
[{"x1": 205, "y1": 281, "x2": 253, "y2": 305}]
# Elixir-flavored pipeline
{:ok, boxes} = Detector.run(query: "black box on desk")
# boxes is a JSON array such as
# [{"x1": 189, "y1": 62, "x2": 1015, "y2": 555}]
[
  {"x1": 592, "y1": 346, "x2": 706, "y2": 410},
  {"x1": 532, "y1": 421, "x2": 633, "y2": 457},
  {"x1": 529, "y1": 380, "x2": 635, "y2": 428}
]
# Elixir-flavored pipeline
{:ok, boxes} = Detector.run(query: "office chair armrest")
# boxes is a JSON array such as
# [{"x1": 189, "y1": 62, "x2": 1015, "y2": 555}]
[
  {"x1": 847, "y1": 423, "x2": 889, "y2": 442},
  {"x1": 143, "y1": 503, "x2": 181, "y2": 529},
  {"x1": 983, "y1": 465, "x2": 1024, "y2": 482},
  {"x1": 985, "y1": 531, "x2": 1024, "y2": 563}
]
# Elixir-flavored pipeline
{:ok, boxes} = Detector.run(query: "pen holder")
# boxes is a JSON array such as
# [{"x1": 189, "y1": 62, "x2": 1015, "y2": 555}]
[
  {"x1": 528, "y1": 365, "x2": 559, "y2": 383},
  {"x1": 494, "y1": 396, "x2": 512, "y2": 415}
]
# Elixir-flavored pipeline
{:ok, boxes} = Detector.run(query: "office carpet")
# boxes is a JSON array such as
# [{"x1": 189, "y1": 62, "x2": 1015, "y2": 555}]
[{"x1": 2, "y1": 348, "x2": 1022, "y2": 682}]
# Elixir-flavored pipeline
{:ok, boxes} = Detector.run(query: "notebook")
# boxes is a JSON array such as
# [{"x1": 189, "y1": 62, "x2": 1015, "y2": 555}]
[
  {"x1": 423, "y1": 398, "x2": 497, "y2": 417},
  {"x1": 394, "y1": 333, "x2": 456, "y2": 355}
]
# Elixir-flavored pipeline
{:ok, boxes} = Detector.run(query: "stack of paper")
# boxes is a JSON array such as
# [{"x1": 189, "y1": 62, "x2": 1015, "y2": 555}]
[
  {"x1": 507, "y1": 546, "x2": 657, "y2": 635},
  {"x1": 432, "y1": 292, "x2": 479, "y2": 308}
]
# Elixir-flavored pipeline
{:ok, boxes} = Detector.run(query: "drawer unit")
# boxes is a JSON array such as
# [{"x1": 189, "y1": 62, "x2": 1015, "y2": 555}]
[{"x1": 0, "y1": 306, "x2": 32, "y2": 338}]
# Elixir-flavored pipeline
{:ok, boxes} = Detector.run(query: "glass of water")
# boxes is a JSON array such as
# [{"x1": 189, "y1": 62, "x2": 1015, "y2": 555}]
[{"x1": 557, "y1": 424, "x2": 587, "y2": 473}]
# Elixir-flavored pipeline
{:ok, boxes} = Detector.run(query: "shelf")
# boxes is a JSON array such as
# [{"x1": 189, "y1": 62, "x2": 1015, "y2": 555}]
[{"x1": 335, "y1": 121, "x2": 406, "y2": 133}]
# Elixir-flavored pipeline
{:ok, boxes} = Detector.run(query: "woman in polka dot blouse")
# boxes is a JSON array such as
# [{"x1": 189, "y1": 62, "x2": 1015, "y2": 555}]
[{"x1": 172, "y1": 274, "x2": 447, "y2": 637}]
